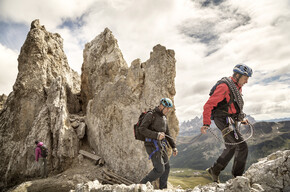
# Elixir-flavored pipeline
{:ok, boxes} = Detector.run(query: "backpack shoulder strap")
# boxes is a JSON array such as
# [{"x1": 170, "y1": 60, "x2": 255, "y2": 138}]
[
  {"x1": 145, "y1": 110, "x2": 156, "y2": 131},
  {"x1": 209, "y1": 77, "x2": 227, "y2": 96},
  {"x1": 211, "y1": 77, "x2": 235, "y2": 107},
  {"x1": 149, "y1": 109, "x2": 156, "y2": 120}
]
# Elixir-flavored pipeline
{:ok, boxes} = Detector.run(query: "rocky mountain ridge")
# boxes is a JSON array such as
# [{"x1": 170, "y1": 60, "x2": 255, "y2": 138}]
[{"x1": 0, "y1": 19, "x2": 178, "y2": 190}]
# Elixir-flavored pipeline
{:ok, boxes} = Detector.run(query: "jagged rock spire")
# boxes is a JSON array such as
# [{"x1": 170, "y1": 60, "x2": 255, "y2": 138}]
[
  {"x1": 82, "y1": 29, "x2": 179, "y2": 182},
  {"x1": 0, "y1": 20, "x2": 81, "y2": 188}
]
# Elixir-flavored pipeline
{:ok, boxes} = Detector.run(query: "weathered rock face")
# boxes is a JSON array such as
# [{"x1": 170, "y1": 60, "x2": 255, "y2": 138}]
[
  {"x1": 0, "y1": 94, "x2": 7, "y2": 110},
  {"x1": 242, "y1": 150, "x2": 290, "y2": 192},
  {"x1": 0, "y1": 20, "x2": 81, "y2": 188},
  {"x1": 81, "y1": 29, "x2": 179, "y2": 182},
  {"x1": 81, "y1": 28, "x2": 128, "y2": 112}
]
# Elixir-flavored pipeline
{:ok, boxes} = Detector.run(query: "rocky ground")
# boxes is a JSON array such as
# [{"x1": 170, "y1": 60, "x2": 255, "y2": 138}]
[
  {"x1": 9, "y1": 150, "x2": 290, "y2": 192},
  {"x1": 9, "y1": 157, "x2": 105, "y2": 192}
]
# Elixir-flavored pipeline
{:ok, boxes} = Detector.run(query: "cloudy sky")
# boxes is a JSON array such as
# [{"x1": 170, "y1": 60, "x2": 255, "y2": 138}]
[{"x1": 0, "y1": 0, "x2": 289, "y2": 122}]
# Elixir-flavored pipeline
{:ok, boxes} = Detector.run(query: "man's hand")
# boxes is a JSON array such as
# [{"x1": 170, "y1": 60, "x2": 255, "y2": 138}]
[
  {"x1": 172, "y1": 148, "x2": 178, "y2": 156},
  {"x1": 241, "y1": 119, "x2": 249, "y2": 125},
  {"x1": 201, "y1": 125, "x2": 209, "y2": 134},
  {"x1": 157, "y1": 132, "x2": 165, "y2": 140}
]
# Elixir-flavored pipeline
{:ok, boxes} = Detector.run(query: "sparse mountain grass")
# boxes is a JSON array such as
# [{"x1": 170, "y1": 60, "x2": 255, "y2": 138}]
[{"x1": 168, "y1": 168, "x2": 212, "y2": 189}]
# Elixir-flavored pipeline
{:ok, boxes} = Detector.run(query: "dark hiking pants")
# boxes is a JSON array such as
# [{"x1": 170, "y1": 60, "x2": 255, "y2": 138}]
[
  {"x1": 140, "y1": 145, "x2": 169, "y2": 189},
  {"x1": 212, "y1": 116, "x2": 248, "y2": 177},
  {"x1": 39, "y1": 157, "x2": 48, "y2": 178}
]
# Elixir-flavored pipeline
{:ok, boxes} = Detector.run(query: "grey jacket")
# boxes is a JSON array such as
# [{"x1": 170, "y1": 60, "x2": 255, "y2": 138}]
[{"x1": 139, "y1": 107, "x2": 176, "y2": 149}]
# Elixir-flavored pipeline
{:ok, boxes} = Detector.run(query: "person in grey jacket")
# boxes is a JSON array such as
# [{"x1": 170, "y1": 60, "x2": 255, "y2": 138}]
[{"x1": 139, "y1": 98, "x2": 178, "y2": 189}]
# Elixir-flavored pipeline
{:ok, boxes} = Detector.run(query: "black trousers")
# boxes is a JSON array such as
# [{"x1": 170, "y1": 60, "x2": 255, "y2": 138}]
[
  {"x1": 212, "y1": 116, "x2": 248, "y2": 177},
  {"x1": 140, "y1": 145, "x2": 169, "y2": 189}
]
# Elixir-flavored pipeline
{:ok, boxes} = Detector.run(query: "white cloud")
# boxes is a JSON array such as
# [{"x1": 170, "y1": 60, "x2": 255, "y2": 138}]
[
  {"x1": 0, "y1": 0, "x2": 95, "y2": 28},
  {"x1": 0, "y1": 44, "x2": 18, "y2": 95},
  {"x1": 0, "y1": 0, "x2": 290, "y2": 122},
  {"x1": 244, "y1": 83, "x2": 290, "y2": 120}
]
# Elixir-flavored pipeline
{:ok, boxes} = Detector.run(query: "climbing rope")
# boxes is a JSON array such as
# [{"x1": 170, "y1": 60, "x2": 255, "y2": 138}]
[
  {"x1": 207, "y1": 122, "x2": 254, "y2": 146},
  {"x1": 164, "y1": 122, "x2": 253, "y2": 146},
  {"x1": 167, "y1": 133, "x2": 203, "y2": 145}
]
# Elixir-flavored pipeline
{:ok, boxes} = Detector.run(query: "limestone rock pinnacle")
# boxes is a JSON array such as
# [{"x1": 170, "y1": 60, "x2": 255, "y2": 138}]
[
  {"x1": 0, "y1": 20, "x2": 81, "y2": 188},
  {"x1": 82, "y1": 29, "x2": 179, "y2": 182}
]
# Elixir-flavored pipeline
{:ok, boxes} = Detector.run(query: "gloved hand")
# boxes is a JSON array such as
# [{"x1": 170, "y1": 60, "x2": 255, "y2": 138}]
[
  {"x1": 157, "y1": 132, "x2": 165, "y2": 140},
  {"x1": 241, "y1": 119, "x2": 249, "y2": 125},
  {"x1": 172, "y1": 148, "x2": 178, "y2": 156}
]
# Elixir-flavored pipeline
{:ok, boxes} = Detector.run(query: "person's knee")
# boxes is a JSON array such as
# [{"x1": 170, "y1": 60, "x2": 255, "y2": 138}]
[
  {"x1": 165, "y1": 163, "x2": 170, "y2": 171},
  {"x1": 239, "y1": 142, "x2": 248, "y2": 153},
  {"x1": 155, "y1": 165, "x2": 165, "y2": 176}
]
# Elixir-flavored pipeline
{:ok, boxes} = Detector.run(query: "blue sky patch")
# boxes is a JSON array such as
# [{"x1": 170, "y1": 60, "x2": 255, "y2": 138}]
[
  {"x1": 58, "y1": 15, "x2": 86, "y2": 31},
  {"x1": 0, "y1": 21, "x2": 29, "y2": 52},
  {"x1": 201, "y1": 0, "x2": 225, "y2": 7}
]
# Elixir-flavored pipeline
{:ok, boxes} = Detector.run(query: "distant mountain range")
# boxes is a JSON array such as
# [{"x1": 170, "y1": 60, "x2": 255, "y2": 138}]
[
  {"x1": 258, "y1": 117, "x2": 290, "y2": 122},
  {"x1": 179, "y1": 115, "x2": 256, "y2": 136},
  {"x1": 172, "y1": 119, "x2": 290, "y2": 182}
]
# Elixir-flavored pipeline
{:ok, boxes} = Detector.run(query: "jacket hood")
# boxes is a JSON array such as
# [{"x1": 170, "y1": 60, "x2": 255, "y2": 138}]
[{"x1": 37, "y1": 142, "x2": 43, "y2": 147}]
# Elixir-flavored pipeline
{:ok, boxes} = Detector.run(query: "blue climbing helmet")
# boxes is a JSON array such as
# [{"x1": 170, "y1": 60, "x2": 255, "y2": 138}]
[
  {"x1": 160, "y1": 98, "x2": 173, "y2": 108},
  {"x1": 233, "y1": 64, "x2": 253, "y2": 77}
]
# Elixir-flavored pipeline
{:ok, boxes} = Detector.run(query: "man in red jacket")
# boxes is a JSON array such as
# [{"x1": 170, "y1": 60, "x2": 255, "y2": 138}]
[
  {"x1": 35, "y1": 141, "x2": 48, "y2": 178},
  {"x1": 200, "y1": 64, "x2": 253, "y2": 182}
]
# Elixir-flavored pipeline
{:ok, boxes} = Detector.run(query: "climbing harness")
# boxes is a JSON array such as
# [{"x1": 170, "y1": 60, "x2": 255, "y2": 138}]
[
  {"x1": 145, "y1": 138, "x2": 168, "y2": 158},
  {"x1": 145, "y1": 138, "x2": 160, "y2": 159},
  {"x1": 145, "y1": 137, "x2": 171, "y2": 165},
  {"x1": 208, "y1": 121, "x2": 254, "y2": 146},
  {"x1": 227, "y1": 117, "x2": 239, "y2": 140}
]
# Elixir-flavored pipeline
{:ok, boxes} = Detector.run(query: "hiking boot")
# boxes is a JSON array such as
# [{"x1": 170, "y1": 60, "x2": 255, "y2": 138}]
[{"x1": 206, "y1": 167, "x2": 220, "y2": 183}]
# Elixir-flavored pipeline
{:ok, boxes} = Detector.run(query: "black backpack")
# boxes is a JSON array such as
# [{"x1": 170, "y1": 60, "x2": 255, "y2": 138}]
[
  {"x1": 40, "y1": 145, "x2": 48, "y2": 158},
  {"x1": 134, "y1": 110, "x2": 155, "y2": 141}
]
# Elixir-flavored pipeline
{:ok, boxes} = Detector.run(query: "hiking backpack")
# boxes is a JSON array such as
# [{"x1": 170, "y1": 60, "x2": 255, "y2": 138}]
[
  {"x1": 40, "y1": 145, "x2": 48, "y2": 158},
  {"x1": 134, "y1": 110, "x2": 155, "y2": 141}
]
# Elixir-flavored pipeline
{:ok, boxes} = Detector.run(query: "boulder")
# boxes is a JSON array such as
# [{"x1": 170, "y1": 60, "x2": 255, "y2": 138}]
[{"x1": 76, "y1": 122, "x2": 86, "y2": 139}]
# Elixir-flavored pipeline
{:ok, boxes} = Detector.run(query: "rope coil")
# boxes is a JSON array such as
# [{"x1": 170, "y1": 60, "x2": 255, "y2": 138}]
[
  {"x1": 168, "y1": 122, "x2": 253, "y2": 146},
  {"x1": 208, "y1": 123, "x2": 254, "y2": 146}
]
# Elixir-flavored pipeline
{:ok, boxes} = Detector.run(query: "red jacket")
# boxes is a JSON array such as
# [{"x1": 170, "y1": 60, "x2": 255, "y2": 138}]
[{"x1": 203, "y1": 77, "x2": 242, "y2": 125}]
